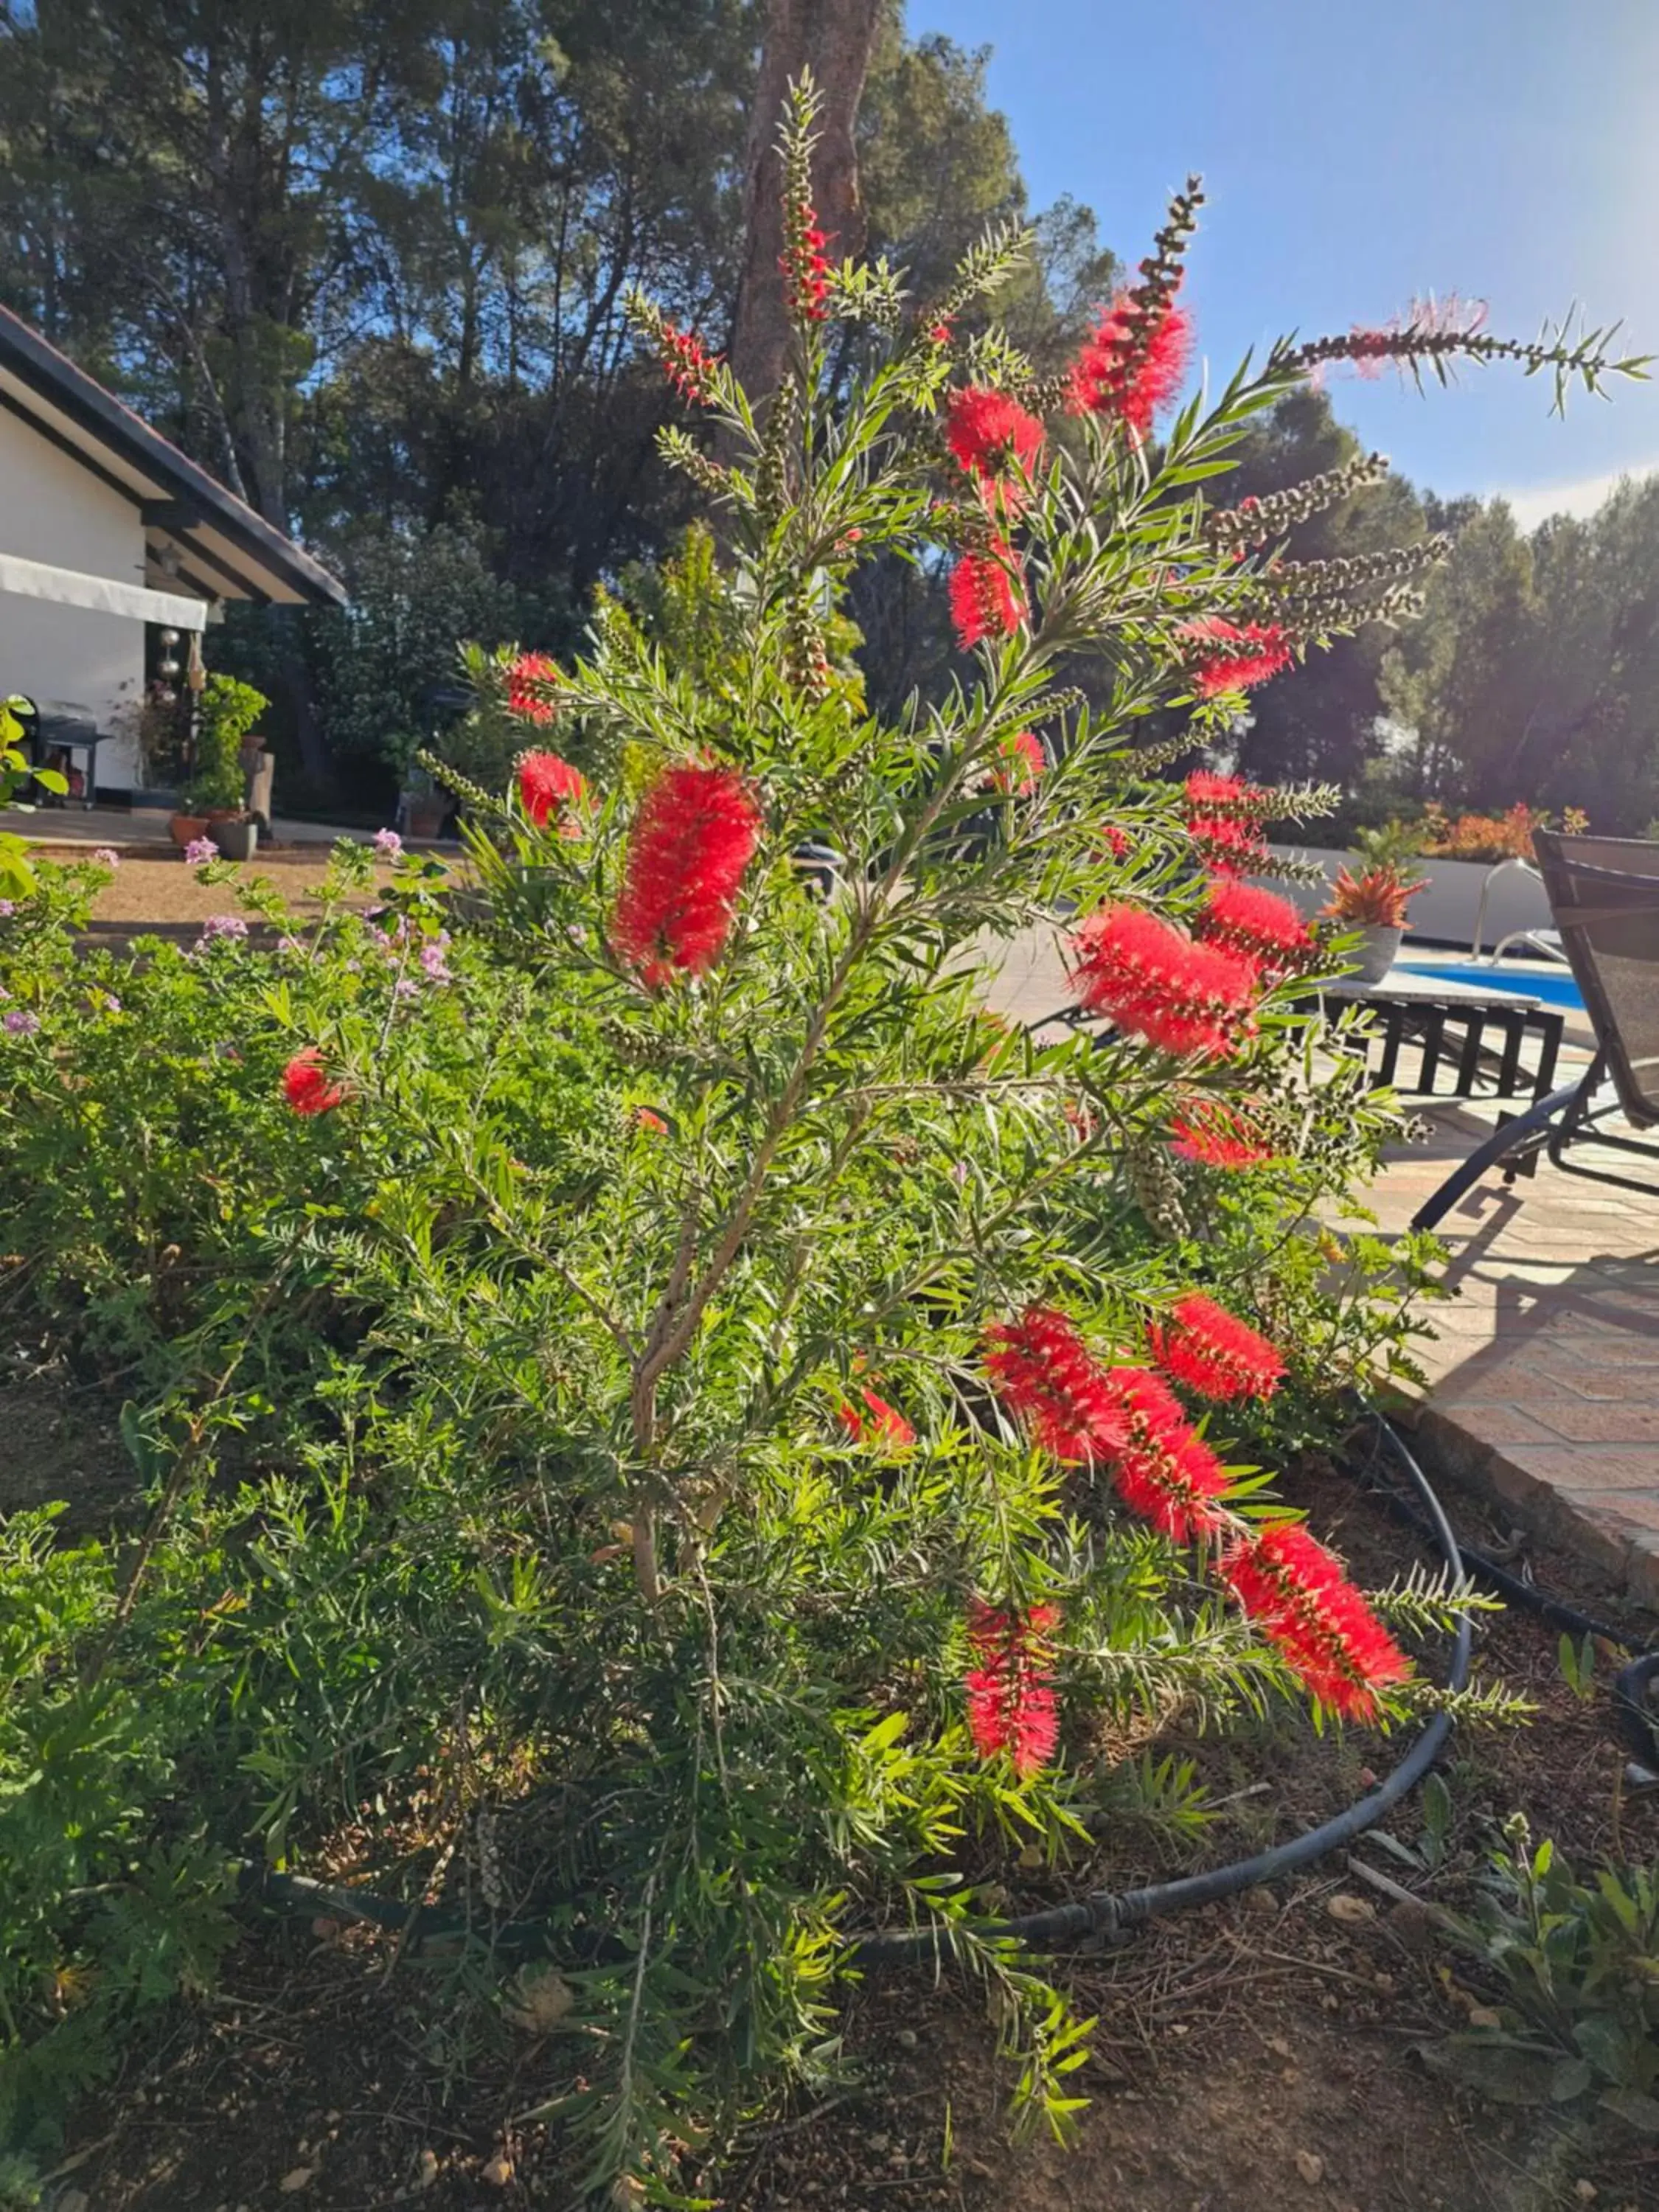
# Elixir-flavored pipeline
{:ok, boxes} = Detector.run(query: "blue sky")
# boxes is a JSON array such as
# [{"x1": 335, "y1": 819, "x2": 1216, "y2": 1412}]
[{"x1": 913, "y1": 0, "x2": 1659, "y2": 523}]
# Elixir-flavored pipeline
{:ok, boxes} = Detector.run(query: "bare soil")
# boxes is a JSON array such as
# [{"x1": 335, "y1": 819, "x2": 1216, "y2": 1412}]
[
  {"x1": 7, "y1": 1378, "x2": 1657, "y2": 2212},
  {"x1": 78, "y1": 852, "x2": 406, "y2": 929}
]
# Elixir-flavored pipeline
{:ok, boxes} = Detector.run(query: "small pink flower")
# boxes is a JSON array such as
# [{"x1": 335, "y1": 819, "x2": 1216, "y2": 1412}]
[
  {"x1": 374, "y1": 827, "x2": 403, "y2": 858},
  {"x1": 92, "y1": 846, "x2": 120, "y2": 868},
  {"x1": 184, "y1": 836, "x2": 216, "y2": 866},
  {"x1": 3, "y1": 1009, "x2": 39, "y2": 1034}
]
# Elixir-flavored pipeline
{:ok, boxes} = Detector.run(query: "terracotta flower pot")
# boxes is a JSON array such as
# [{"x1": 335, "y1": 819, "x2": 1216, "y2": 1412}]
[{"x1": 169, "y1": 813, "x2": 210, "y2": 849}]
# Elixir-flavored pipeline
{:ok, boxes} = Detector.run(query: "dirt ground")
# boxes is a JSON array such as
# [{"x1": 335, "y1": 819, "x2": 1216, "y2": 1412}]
[
  {"x1": 5, "y1": 1371, "x2": 1658, "y2": 2212},
  {"x1": 66, "y1": 849, "x2": 414, "y2": 928}
]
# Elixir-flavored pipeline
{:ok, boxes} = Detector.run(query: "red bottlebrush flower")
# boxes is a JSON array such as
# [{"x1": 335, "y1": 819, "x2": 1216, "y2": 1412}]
[
  {"x1": 782, "y1": 218, "x2": 834, "y2": 321},
  {"x1": 1183, "y1": 771, "x2": 1269, "y2": 819},
  {"x1": 1194, "y1": 877, "x2": 1314, "y2": 978},
  {"x1": 1186, "y1": 813, "x2": 1270, "y2": 878},
  {"x1": 516, "y1": 750, "x2": 588, "y2": 833},
  {"x1": 1180, "y1": 619, "x2": 1294, "y2": 698},
  {"x1": 838, "y1": 1388, "x2": 917, "y2": 1451},
  {"x1": 633, "y1": 1107, "x2": 667, "y2": 1134},
  {"x1": 657, "y1": 318, "x2": 722, "y2": 404},
  {"x1": 1097, "y1": 823, "x2": 1132, "y2": 860},
  {"x1": 928, "y1": 319, "x2": 953, "y2": 347},
  {"x1": 282, "y1": 1047, "x2": 344, "y2": 1117},
  {"x1": 1068, "y1": 905, "x2": 1259, "y2": 1060},
  {"x1": 1068, "y1": 289, "x2": 1192, "y2": 437},
  {"x1": 982, "y1": 1305, "x2": 1129, "y2": 1464},
  {"x1": 506, "y1": 652, "x2": 559, "y2": 726},
  {"x1": 1220, "y1": 1522, "x2": 1411, "y2": 1721},
  {"x1": 612, "y1": 762, "x2": 762, "y2": 987},
  {"x1": 991, "y1": 729, "x2": 1046, "y2": 795},
  {"x1": 964, "y1": 1599, "x2": 1061, "y2": 1775},
  {"x1": 1150, "y1": 1293, "x2": 1285, "y2": 1402},
  {"x1": 1090, "y1": 1367, "x2": 1232, "y2": 1543},
  {"x1": 1168, "y1": 1099, "x2": 1276, "y2": 1169},
  {"x1": 945, "y1": 387, "x2": 1046, "y2": 511},
  {"x1": 949, "y1": 540, "x2": 1026, "y2": 650}
]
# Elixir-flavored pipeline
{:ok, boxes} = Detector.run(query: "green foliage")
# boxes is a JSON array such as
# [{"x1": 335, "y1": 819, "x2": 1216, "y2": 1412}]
[
  {"x1": 184, "y1": 672, "x2": 269, "y2": 812},
  {"x1": 0, "y1": 127, "x2": 1625, "y2": 2194},
  {"x1": 0, "y1": 695, "x2": 65, "y2": 897},
  {"x1": 1420, "y1": 1815, "x2": 1659, "y2": 2130}
]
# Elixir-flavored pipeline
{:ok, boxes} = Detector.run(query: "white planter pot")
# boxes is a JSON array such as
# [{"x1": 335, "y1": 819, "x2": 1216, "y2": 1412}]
[{"x1": 1262, "y1": 846, "x2": 1554, "y2": 953}]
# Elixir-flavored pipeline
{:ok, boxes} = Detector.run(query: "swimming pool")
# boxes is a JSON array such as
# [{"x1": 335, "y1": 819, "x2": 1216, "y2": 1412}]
[{"x1": 1396, "y1": 959, "x2": 1585, "y2": 1011}]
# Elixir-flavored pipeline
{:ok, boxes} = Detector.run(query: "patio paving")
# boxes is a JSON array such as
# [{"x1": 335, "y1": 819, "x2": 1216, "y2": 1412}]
[{"x1": 1368, "y1": 1107, "x2": 1659, "y2": 1601}]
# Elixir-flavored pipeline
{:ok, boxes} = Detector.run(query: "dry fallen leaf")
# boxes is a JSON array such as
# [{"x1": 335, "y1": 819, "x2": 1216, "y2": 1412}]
[
  {"x1": 504, "y1": 1962, "x2": 575, "y2": 2034},
  {"x1": 1295, "y1": 2149, "x2": 1325, "y2": 2185},
  {"x1": 1326, "y1": 1892, "x2": 1376, "y2": 1927},
  {"x1": 482, "y1": 2152, "x2": 515, "y2": 2186},
  {"x1": 278, "y1": 2170, "x2": 316, "y2": 2195}
]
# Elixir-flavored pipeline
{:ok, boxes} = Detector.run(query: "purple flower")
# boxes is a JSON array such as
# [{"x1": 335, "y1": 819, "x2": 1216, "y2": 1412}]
[
  {"x1": 277, "y1": 935, "x2": 306, "y2": 957},
  {"x1": 102, "y1": 992, "x2": 122, "y2": 1014},
  {"x1": 192, "y1": 914, "x2": 250, "y2": 956},
  {"x1": 3, "y1": 1009, "x2": 39, "y2": 1035},
  {"x1": 92, "y1": 846, "x2": 120, "y2": 869},
  {"x1": 394, "y1": 978, "x2": 420, "y2": 1000},
  {"x1": 0, "y1": 900, "x2": 15, "y2": 919},
  {"x1": 419, "y1": 942, "x2": 453, "y2": 984},
  {"x1": 374, "y1": 827, "x2": 403, "y2": 859},
  {"x1": 185, "y1": 836, "x2": 216, "y2": 866}
]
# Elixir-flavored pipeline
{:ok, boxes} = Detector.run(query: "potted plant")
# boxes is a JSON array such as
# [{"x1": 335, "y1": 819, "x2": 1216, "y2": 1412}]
[
  {"x1": 1322, "y1": 860, "x2": 1426, "y2": 983},
  {"x1": 173, "y1": 674, "x2": 269, "y2": 857}
]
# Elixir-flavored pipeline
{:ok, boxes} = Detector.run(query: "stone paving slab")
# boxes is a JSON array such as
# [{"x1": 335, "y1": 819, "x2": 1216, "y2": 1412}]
[{"x1": 1371, "y1": 1110, "x2": 1659, "y2": 1601}]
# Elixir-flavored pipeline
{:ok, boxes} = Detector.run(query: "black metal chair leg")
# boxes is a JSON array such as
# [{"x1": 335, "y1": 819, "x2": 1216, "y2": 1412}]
[{"x1": 1408, "y1": 1077, "x2": 1590, "y2": 1234}]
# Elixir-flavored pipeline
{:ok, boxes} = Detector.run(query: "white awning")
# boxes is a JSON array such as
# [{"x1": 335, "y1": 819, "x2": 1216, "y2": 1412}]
[{"x1": 0, "y1": 550, "x2": 209, "y2": 630}]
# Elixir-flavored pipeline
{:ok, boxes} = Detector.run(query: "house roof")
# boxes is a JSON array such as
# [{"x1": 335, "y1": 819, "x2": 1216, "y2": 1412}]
[{"x1": 0, "y1": 305, "x2": 347, "y2": 610}]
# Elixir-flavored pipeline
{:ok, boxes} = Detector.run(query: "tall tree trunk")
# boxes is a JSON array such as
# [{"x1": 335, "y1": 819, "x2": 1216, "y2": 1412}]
[{"x1": 728, "y1": 0, "x2": 880, "y2": 410}]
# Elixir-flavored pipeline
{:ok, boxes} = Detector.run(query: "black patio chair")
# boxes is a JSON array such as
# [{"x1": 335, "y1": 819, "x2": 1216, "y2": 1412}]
[{"x1": 1411, "y1": 829, "x2": 1659, "y2": 1230}]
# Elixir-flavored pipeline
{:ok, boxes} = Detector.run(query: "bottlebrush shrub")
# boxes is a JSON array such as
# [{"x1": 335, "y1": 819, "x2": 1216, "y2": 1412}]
[{"x1": 0, "y1": 74, "x2": 1635, "y2": 2199}]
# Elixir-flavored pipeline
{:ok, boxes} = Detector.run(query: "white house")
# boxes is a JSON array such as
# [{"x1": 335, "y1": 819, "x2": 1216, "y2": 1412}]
[{"x1": 0, "y1": 305, "x2": 344, "y2": 795}]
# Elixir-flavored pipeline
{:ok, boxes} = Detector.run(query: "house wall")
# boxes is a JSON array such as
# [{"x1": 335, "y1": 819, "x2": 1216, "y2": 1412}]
[{"x1": 0, "y1": 411, "x2": 147, "y2": 790}]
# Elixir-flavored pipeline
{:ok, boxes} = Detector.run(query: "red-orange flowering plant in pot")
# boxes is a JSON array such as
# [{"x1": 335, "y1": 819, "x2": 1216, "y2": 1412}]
[
  {"x1": 1324, "y1": 858, "x2": 1427, "y2": 981},
  {"x1": 3, "y1": 75, "x2": 1630, "y2": 2203}
]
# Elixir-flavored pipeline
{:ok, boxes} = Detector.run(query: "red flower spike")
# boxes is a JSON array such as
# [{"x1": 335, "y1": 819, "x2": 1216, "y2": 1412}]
[
  {"x1": 1186, "y1": 813, "x2": 1270, "y2": 878},
  {"x1": 964, "y1": 1600, "x2": 1061, "y2": 1775},
  {"x1": 782, "y1": 215, "x2": 834, "y2": 321},
  {"x1": 982, "y1": 1305, "x2": 1129, "y2": 1464},
  {"x1": 657, "y1": 319, "x2": 722, "y2": 404},
  {"x1": 506, "y1": 653, "x2": 559, "y2": 726},
  {"x1": 1194, "y1": 877, "x2": 1314, "y2": 978},
  {"x1": 949, "y1": 540, "x2": 1026, "y2": 650},
  {"x1": 633, "y1": 1107, "x2": 667, "y2": 1135},
  {"x1": 1097, "y1": 824, "x2": 1132, "y2": 860},
  {"x1": 1180, "y1": 619, "x2": 1294, "y2": 698},
  {"x1": 1184, "y1": 771, "x2": 1272, "y2": 820},
  {"x1": 838, "y1": 1388, "x2": 917, "y2": 1451},
  {"x1": 517, "y1": 750, "x2": 588, "y2": 833},
  {"x1": 1089, "y1": 1368, "x2": 1232, "y2": 1543},
  {"x1": 1220, "y1": 1522, "x2": 1411, "y2": 1721},
  {"x1": 1168, "y1": 1099, "x2": 1276, "y2": 1170},
  {"x1": 612, "y1": 762, "x2": 762, "y2": 987},
  {"x1": 1068, "y1": 291, "x2": 1192, "y2": 437},
  {"x1": 1150, "y1": 1293, "x2": 1285, "y2": 1402},
  {"x1": 945, "y1": 388, "x2": 1046, "y2": 512},
  {"x1": 991, "y1": 729, "x2": 1046, "y2": 795},
  {"x1": 1069, "y1": 905, "x2": 1259, "y2": 1060},
  {"x1": 282, "y1": 1047, "x2": 344, "y2": 1117}
]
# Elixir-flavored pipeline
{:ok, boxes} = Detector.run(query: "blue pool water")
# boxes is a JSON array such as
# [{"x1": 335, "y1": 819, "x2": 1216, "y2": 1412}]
[{"x1": 1396, "y1": 959, "x2": 1585, "y2": 1011}]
